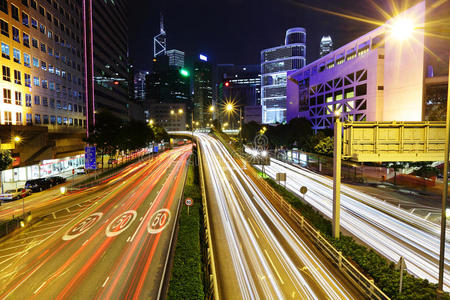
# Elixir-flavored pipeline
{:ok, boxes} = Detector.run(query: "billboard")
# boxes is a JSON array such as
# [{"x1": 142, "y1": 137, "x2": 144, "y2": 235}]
[{"x1": 85, "y1": 146, "x2": 97, "y2": 169}]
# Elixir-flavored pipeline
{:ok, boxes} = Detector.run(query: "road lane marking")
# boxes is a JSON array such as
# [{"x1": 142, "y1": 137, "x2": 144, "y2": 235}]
[
  {"x1": 52, "y1": 212, "x2": 56, "y2": 219},
  {"x1": 104, "y1": 218, "x2": 109, "y2": 224},
  {"x1": 65, "y1": 208, "x2": 70, "y2": 213},
  {"x1": 126, "y1": 236, "x2": 131, "y2": 242},
  {"x1": 264, "y1": 249, "x2": 284, "y2": 285},
  {"x1": 102, "y1": 276, "x2": 110, "y2": 288},
  {"x1": 34, "y1": 281, "x2": 46, "y2": 294},
  {"x1": 247, "y1": 218, "x2": 259, "y2": 239},
  {"x1": 82, "y1": 239, "x2": 89, "y2": 246}
]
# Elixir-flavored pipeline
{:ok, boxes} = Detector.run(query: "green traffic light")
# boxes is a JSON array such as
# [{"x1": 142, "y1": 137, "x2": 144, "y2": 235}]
[{"x1": 180, "y1": 69, "x2": 189, "y2": 77}]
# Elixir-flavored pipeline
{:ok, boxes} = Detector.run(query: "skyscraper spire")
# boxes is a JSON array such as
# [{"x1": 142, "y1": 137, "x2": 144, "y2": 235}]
[{"x1": 154, "y1": 12, "x2": 167, "y2": 57}]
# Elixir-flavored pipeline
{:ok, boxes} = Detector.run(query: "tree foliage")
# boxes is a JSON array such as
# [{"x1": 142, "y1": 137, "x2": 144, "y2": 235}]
[
  {"x1": 0, "y1": 150, "x2": 12, "y2": 171},
  {"x1": 313, "y1": 136, "x2": 334, "y2": 156}
]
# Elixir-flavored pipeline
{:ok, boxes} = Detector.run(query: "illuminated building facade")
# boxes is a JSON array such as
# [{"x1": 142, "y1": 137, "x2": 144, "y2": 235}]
[
  {"x1": 0, "y1": 0, "x2": 85, "y2": 129},
  {"x1": 166, "y1": 49, "x2": 184, "y2": 68},
  {"x1": 286, "y1": 1, "x2": 426, "y2": 130},
  {"x1": 193, "y1": 55, "x2": 212, "y2": 126},
  {"x1": 320, "y1": 35, "x2": 333, "y2": 57},
  {"x1": 261, "y1": 27, "x2": 306, "y2": 124}
]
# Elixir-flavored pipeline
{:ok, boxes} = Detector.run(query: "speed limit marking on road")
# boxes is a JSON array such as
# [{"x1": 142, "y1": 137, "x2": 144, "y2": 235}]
[
  {"x1": 106, "y1": 210, "x2": 137, "y2": 237},
  {"x1": 147, "y1": 209, "x2": 171, "y2": 234},
  {"x1": 62, "y1": 212, "x2": 103, "y2": 241}
]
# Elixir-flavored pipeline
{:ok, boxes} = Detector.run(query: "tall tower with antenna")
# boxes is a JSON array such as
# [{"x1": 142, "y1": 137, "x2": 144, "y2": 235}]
[{"x1": 154, "y1": 13, "x2": 167, "y2": 57}]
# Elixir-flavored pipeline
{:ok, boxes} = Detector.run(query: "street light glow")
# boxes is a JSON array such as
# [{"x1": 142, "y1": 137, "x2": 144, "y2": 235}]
[
  {"x1": 149, "y1": 119, "x2": 154, "y2": 125},
  {"x1": 209, "y1": 105, "x2": 215, "y2": 112},
  {"x1": 391, "y1": 17, "x2": 414, "y2": 41},
  {"x1": 261, "y1": 150, "x2": 268, "y2": 157},
  {"x1": 178, "y1": 108, "x2": 184, "y2": 114},
  {"x1": 14, "y1": 136, "x2": 21, "y2": 142},
  {"x1": 179, "y1": 69, "x2": 190, "y2": 77},
  {"x1": 226, "y1": 103, "x2": 234, "y2": 112},
  {"x1": 170, "y1": 110, "x2": 175, "y2": 115}
]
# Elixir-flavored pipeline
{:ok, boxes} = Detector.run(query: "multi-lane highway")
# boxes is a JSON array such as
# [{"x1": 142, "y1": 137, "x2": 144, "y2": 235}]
[
  {"x1": 257, "y1": 157, "x2": 450, "y2": 291},
  {"x1": 0, "y1": 145, "x2": 191, "y2": 299},
  {"x1": 196, "y1": 133, "x2": 361, "y2": 299}
]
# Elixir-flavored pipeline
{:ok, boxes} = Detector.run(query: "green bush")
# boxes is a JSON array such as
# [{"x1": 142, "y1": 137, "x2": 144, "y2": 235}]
[
  {"x1": 265, "y1": 177, "x2": 450, "y2": 300},
  {"x1": 167, "y1": 161, "x2": 205, "y2": 300}
]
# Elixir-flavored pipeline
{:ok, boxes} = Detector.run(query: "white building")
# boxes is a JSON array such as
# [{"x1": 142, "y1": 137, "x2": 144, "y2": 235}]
[
  {"x1": 286, "y1": 1, "x2": 425, "y2": 130},
  {"x1": 166, "y1": 49, "x2": 185, "y2": 68},
  {"x1": 261, "y1": 28, "x2": 306, "y2": 124}
]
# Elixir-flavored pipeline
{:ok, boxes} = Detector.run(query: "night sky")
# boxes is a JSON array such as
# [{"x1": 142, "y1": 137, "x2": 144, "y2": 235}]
[{"x1": 127, "y1": 0, "x2": 414, "y2": 71}]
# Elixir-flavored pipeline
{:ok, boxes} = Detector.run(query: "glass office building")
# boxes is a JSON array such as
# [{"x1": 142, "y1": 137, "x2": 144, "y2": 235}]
[{"x1": 260, "y1": 27, "x2": 306, "y2": 124}]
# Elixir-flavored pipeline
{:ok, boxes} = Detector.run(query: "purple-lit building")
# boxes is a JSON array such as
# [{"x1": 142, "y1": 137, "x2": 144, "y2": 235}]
[{"x1": 286, "y1": 1, "x2": 426, "y2": 130}]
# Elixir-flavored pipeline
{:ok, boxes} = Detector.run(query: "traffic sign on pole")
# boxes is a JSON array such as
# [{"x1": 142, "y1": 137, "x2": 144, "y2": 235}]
[{"x1": 185, "y1": 198, "x2": 193, "y2": 215}]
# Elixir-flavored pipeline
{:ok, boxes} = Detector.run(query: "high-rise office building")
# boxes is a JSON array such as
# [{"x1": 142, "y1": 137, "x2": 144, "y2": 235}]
[
  {"x1": 193, "y1": 55, "x2": 213, "y2": 126},
  {"x1": 261, "y1": 28, "x2": 306, "y2": 124},
  {"x1": 134, "y1": 70, "x2": 149, "y2": 100},
  {"x1": 320, "y1": 35, "x2": 333, "y2": 57},
  {"x1": 88, "y1": 0, "x2": 129, "y2": 122},
  {"x1": 166, "y1": 49, "x2": 184, "y2": 68},
  {"x1": 153, "y1": 13, "x2": 166, "y2": 58}
]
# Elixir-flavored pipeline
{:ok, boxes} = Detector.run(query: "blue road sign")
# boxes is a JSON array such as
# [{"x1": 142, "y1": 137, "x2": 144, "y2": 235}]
[
  {"x1": 153, "y1": 146, "x2": 159, "y2": 153},
  {"x1": 85, "y1": 146, "x2": 97, "y2": 169}
]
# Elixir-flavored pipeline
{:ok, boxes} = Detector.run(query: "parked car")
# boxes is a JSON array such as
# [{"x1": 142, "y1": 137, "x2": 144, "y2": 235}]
[
  {"x1": 74, "y1": 167, "x2": 85, "y2": 175},
  {"x1": 0, "y1": 188, "x2": 31, "y2": 201},
  {"x1": 25, "y1": 178, "x2": 51, "y2": 192},
  {"x1": 46, "y1": 176, "x2": 66, "y2": 186}
]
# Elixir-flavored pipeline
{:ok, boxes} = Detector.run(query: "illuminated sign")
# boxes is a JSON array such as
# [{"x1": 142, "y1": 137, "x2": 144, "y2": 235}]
[{"x1": 199, "y1": 54, "x2": 208, "y2": 62}]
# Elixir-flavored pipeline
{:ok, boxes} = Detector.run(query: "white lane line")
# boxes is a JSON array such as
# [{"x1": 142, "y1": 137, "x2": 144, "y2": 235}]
[
  {"x1": 65, "y1": 208, "x2": 70, "y2": 213},
  {"x1": 77, "y1": 204, "x2": 82, "y2": 207},
  {"x1": 82, "y1": 239, "x2": 89, "y2": 246},
  {"x1": 102, "y1": 276, "x2": 110, "y2": 288},
  {"x1": 104, "y1": 219, "x2": 109, "y2": 224},
  {"x1": 34, "y1": 281, "x2": 47, "y2": 294},
  {"x1": 139, "y1": 217, "x2": 143, "y2": 221},
  {"x1": 126, "y1": 236, "x2": 131, "y2": 242},
  {"x1": 247, "y1": 218, "x2": 259, "y2": 239},
  {"x1": 425, "y1": 212, "x2": 431, "y2": 220},
  {"x1": 264, "y1": 249, "x2": 285, "y2": 285},
  {"x1": 52, "y1": 212, "x2": 56, "y2": 219}
]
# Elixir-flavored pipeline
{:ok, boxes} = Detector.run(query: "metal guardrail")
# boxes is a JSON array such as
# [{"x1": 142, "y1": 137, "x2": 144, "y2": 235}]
[
  {"x1": 196, "y1": 138, "x2": 220, "y2": 300},
  {"x1": 247, "y1": 166, "x2": 390, "y2": 300}
]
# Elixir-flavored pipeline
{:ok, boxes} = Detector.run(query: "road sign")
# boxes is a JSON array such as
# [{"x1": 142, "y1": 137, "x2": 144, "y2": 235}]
[
  {"x1": 300, "y1": 186, "x2": 308, "y2": 195},
  {"x1": 153, "y1": 145, "x2": 159, "y2": 153},
  {"x1": 343, "y1": 121, "x2": 446, "y2": 162},
  {"x1": 85, "y1": 146, "x2": 97, "y2": 169},
  {"x1": 62, "y1": 212, "x2": 103, "y2": 240},
  {"x1": 276, "y1": 173, "x2": 286, "y2": 182},
  {"x1": 185, "y1": 198, "x2": 193, "y2": 206},
  {"x1": 148, "y1": 209, "x2": 170, "y2": 234},
  {"x1": 106, "y1": 210, "x2": 137, "y2": 237}
]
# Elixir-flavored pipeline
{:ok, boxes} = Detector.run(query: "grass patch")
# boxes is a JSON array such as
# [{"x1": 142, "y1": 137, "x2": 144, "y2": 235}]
[
  {"x1": 264, "y1": 176, "x2": 450, "y2": 299},
  {"x1": 167, "y1": 160, "x2": 205, "y2": 300}
]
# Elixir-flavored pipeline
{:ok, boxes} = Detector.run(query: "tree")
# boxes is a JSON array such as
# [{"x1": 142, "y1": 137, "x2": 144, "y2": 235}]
[
  {"x1": 241, "y1": 121, "x2": 261, "y2": 144},
  {"x1": 314, "y1": 136, "x2": 334, "y2": 156},
  {"x1": 86, "y1": 110, "x2": 123, "y2": 155},
  {"x1": 152, "y1": 125, "x2": 169, "y2": 143},
  {"x1": 0, "y1": 150, "x2": 12, "y2": 171}
]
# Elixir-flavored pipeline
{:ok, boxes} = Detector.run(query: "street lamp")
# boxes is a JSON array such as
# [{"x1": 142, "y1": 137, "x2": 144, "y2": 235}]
[
  {"x1": 149, "y1": 119, "x2": 154, "y2": 126},
  {"x1": 14, "y1": 136, "x2": 21, "y2": 143},
  {"x1": 209, "y1": 105, "x2": 215, "y2": 112},
  {"x1": 170, "y1": 110, "x2": 175, "y2": 115},
  {"x1": 178, "y1": 108, "x2": 184, "y2": 114}
]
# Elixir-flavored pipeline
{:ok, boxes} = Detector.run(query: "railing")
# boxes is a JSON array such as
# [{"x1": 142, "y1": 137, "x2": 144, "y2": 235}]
[
  {"x1": 246, "y1": 166, "x2": 390, "y2": 300},
  {"x1": 196, "y1": 138, "x2": 220, "y2": 300}
]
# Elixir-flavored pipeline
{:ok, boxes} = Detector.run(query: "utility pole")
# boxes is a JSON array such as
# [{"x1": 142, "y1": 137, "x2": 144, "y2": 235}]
[{"x1": 332, "y1": 119, "x2": 342, "y2": 239}]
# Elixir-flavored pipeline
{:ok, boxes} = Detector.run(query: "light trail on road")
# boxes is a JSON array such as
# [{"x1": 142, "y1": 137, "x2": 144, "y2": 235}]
[
  {"x1": 257, "y1": 157, "x2": 450, "y2": 290},
  {"x1": 0, "y1": 146, "x2": 191, "y2": 299},
  {"x1": 196, "y1": 133, "x2": 360, "y2": 299}
]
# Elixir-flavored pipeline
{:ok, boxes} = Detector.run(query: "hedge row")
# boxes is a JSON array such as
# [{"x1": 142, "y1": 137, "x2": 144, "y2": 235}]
[
  {"x1": 167, "y1": 161, "x2": 205, "y2": 300},
  {"x1": 264, "y1": 177, "x2": 450, "y2": 300}
]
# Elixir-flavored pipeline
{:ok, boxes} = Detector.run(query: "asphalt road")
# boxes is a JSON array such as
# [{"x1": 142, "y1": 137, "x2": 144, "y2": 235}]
[
  {"x1": 196, "y1": 133, "x2": 361, "y2": 299},
  {"x1": 257, "y1": 157, "x2": 450, "y2": 291},
  {"x1": 0, "y1": 146, "x2": 191, "y2": 299}
]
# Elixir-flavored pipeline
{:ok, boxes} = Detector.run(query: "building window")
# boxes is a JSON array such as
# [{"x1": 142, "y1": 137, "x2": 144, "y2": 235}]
[
  {"x1": 30, "y1": 0, "x2": 36, "y2": 9},
  {"x1": 356, "y1": 84, "x2": 367, "y2": 96},
  {"x1": 11, "y1": 4, "x2": 18, "y2": 21},
  {"x1": 13, "y1": 48, "x2": 20, "y2": 63},
  {"x1": 33, "y1": 76, "x2": 39, "y2": 86},
  {"x1": 14, "y1": 70, "x2": 21, "y2": 84},
  {"x1": 56, "y1": 100, "x2": 61, "y2": 109},
  {"x1": 39, "y1": 5, "x2": 44, "y2": 16},
  {"x1": 12, "y1": 26, "x2": 19, "y2": 42},
  {"x1": 32, "y1": 38, "x2": 38, "y2": 48},
  {"x1": 22, "y1": 0, "x2": 28, "y2": 6},
  {"x1": 39, "y1": 23, "x2": 45, "y2": 34},
  {"x1": 16, "y1": 112, "x2": 22, "y2": 125},
  {"x1": 0, "y1": 0, "x2": 7, "y2": 14},
  {"x1": 35, "y1": 114, "x2": 41, "y2": 124},
  {"x1": 31, "y1": 18, "x2": 37, "y2": 29},
  {"x1": 14, "y1": 91, "x2": 21, "y2": 105},
  {"x1": 41, "y1": 79, "x2": 47, "y2": 88},
  {"x1": 23, "y1": 33, "x2": 29, "y2": 47},
  {"x1": 57, "y1": 116, "x2": 61, "y2": 124},
  {"x1": 43, "y1": 115, "x2": 48, "y2": 124},
  {"x1": 63, "y1": 117, "x2": 67, "y2": 125},
  {"x1": 25, "y1": 93, "x2": 31, "y2": 107},
  {"x1": 4, "y1": 111, "x2": 11, "y2": 125},
  {"x1": 48, "y1": 64, "x2": 54, "y2": 73},
  {"x1": 49, "y1": 98, "x2": 54, "y2": 108},
  {"x1": 50, "y1": 115, "x2": 55, "y2": 124},
  {"x1": 22, "y1": 12, "x2": 29, "y2": 27},
  {"x1": 23, "y1": 53, "x2": 30, "y2": 67},
  {"x1": 41, "y1": 61, "x2": 46, "y2": 70},
  {"x1": 0, "y1": 19, "x2": 8, "y2": 37},
  {"x1": 69, "y1": 118, "x2": 73, "y2": 125},
  {"x1": 24, "y1": 73, "x2": 30, "y2": 86},
  {"x1": 32, "y1": 57, "x2": 38, "y2": 67},
  {"x1": 47, "y1": 30, "x2": 52, "y2": 39},
  {"x1": 34, "y1": 95, "x2": 39, "y2": 105},
  {"x1": 3, "y1": 88, "x2": 11, "y2": 104},
  {"x1": 2, "y1": 65, "x2": 10, "y2": 81},
  {"x1": 49, "y1": 82, "x2": 54, "y2": 90},
  {"x1": 42, "y1": 96, "x2": 48, "y2": 106},
  {"x1": 40, "y1": 42, "x2": 45, "y2": 53},
  {"x1": 26, "y1": 113, "x2": 32, "y2": 125}
]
